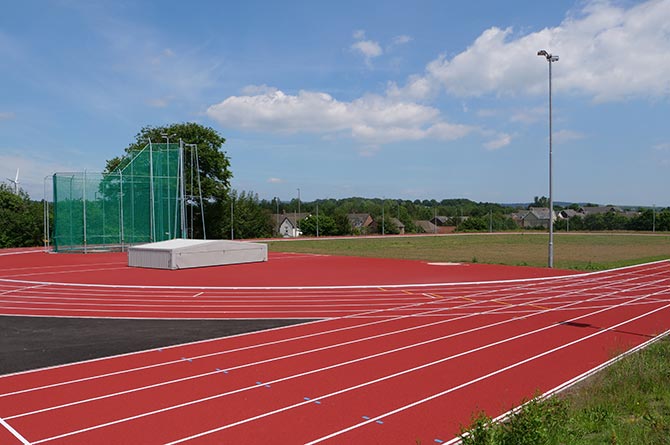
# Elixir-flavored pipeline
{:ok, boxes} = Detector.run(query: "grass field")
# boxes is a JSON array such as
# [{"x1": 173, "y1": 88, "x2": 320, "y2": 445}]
[{"x1": 268, "y1": 232, "x2": 670, "y2": 270}]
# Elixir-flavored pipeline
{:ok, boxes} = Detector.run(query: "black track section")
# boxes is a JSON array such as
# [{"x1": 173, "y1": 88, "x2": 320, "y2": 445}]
[{"x1": 0, "y1": 316, "x2": 315, "y2": 375}]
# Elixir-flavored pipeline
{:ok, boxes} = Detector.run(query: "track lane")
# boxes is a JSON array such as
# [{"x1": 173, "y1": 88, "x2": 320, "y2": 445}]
[{"x1": 0, "y1": 256, "x2": 668, "y2": 444}]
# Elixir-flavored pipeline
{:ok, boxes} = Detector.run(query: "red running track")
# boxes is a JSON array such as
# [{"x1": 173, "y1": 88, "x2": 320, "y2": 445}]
[{"x1": 0, "y1": 249, "x2": 669, "y2": 444}]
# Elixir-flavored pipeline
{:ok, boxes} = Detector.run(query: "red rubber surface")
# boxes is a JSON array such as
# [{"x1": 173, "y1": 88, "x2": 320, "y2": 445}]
[{"x1": 1, "y1": 248, "x2": 669, "y2": 444}]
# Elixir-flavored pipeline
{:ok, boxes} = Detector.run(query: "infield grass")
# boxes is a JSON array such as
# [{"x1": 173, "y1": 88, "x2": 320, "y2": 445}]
[{"x1": 268, "y1": 232, "x2": 670, "y2": 271}]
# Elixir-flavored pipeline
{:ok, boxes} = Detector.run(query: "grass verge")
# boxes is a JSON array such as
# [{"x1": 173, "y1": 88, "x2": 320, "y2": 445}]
[
  {"x1": 268, "y1": 233, "x2": 670, "y2": 271},
  {"x1": 457, "y1": 335, "x2": 670, "y2": 444}
]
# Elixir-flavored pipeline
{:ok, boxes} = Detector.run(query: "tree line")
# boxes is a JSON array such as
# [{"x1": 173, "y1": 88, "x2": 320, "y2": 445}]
[{"x1": 2, "y1": 122, "x2": 668, "y2": 247}]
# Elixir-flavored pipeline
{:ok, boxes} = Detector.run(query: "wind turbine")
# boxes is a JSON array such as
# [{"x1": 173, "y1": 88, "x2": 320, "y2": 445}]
[{"x1": 7, "y1": 168, "x2": 19, "y2": 194}]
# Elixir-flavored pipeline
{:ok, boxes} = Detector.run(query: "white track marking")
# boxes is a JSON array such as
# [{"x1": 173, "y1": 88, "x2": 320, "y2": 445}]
[
  {"x1": 3, "y1": 259, "x2": 667, "y2": 291},
  {"x1": 448, "y1": 329, "x2": 670, "y2": 445},
  {"x1": 0, "y1": 280, "x2": 541, "y2": 398},
  {"x1": 11, "y1": 273, "x2": 633, "y2": 419},
  {"x1": 0, "y1": 416, "x2": 31, "y2": 445},
  {"x1": 304, "y1": 303, "x2": 670, "y2": 444},
  {"x1": 27, "y1": 279, "x2": 669, "y2": 442},
  {"x1": 1, "y1": 263, "x2": 661, "y2": 399}
]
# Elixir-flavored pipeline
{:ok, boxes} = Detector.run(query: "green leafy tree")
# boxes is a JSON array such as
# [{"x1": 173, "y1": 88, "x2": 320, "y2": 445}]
[
  {"x1": 300, "y1": 214, "x2": 338, "y2": 236},
  {"x1": 106, "y1": 122, "x2": 231, "y2": 239},
  {"x1": 216, "y1": 190, "x2": 273, "y2": 240},
  {"x1": 0, "y1": 184, "x2": 45, "y2": 248}
]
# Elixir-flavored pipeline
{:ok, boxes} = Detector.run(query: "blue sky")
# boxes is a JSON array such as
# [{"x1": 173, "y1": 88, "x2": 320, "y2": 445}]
[{"x1": 1, "y1": 0, "x2": 669, "y2": 206}]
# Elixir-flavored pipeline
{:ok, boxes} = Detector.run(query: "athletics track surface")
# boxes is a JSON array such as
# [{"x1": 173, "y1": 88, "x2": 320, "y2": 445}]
[{"x1": 0, "y1": 249, "x2": 669, "y2": 444}]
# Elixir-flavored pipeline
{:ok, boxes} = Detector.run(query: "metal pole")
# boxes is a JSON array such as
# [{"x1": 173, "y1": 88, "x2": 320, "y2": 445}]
[
  {"x1": 119, "y1": 170, "x2": 124, "y2": 249},
  {"x1": 297, "y1": 188, "x2": 301, "y2": 235},
  {"x1": 653, "y1": 204, "x2": 656, "y2": 232},
  {"x1": 538, "y1": 50, "x2": 558, "y2": 268},
  {"x1": 316, "y1": 202, "x2": 319, "y2": 237},
  {"x1": 230, "y1": 197, "x2": 234, "y2": 240},
  {"x1": 548, "y1": 57, "x2": 554, "y2": 268},
  {"x1": 43, "y1": 176, "x2": 49, "y2": 251},
  {"x1": 179, "y1": 139, "x2": 186, "y2": 239},
  {"x1": 276, "y1": 198, "x2": 279, "y2": 237},
  {"x1": 382, "y1": 199, "x2": 385, "y2": 235},
  {"x1": 149, "y1": 140, "x2": 155, "y2": 242},
  {"x1": 192, "y1": 143, "x2": 206, "y2": 239},
  {"x1": 82, "y1": 171, "x2": 87, "y2": 253}
]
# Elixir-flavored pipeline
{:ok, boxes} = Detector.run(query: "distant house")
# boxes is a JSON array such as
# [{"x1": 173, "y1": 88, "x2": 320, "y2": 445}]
[
  {"x1": 414, "y1": 220, "x2": 438, "y2": 234},
  {"x1": 389, "y1": 217, "x2": 406, "y2": 235},
  {"x1": 273, "y1": 213, "x2": 310, "y2": 237},
  {"x1": 510, "y1": 211, "x2": 528, "y2": 227},
  {"x1": 522, "y1": 207, "x2": 556, "y2": 229},
  {"x1": 578, "y1": 206, "x2": 623, "y2": 216},
  {"x1": 559, "y1": 209, "x2": 580, "y2": 219},
  {"x1": 430, "y1": 216, "x2": 450, "y2": 226},
  {"x1": 347, "y1": 213, "x2": 374, "y2": 234}
]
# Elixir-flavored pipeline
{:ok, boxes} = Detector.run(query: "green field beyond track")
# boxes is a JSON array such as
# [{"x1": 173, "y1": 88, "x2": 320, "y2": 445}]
[{"x1": 268, "y1": 233, "x2": 670, "y2": 271}]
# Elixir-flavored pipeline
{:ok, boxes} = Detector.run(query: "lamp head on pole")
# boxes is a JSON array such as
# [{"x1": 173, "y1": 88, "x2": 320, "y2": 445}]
[{"x1": 537, "y1": 50, "x2": 559, "y2": 62}]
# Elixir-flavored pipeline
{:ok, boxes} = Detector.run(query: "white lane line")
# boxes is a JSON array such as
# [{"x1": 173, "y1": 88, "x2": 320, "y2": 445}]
[
  {"x1": 9, "y1": 275, "x2": 608, "y2": 419},
  {"x1": 304, "y1": 302, "x2": 670, "y2": 444},
  {"x1": 0, "y1": 280, "x2": 536, "y2": 398},
  {"x1": 1, "y1": 267, "x2": 128, "y2": 280},
  {"x1": 10, "y1": 260, "x2": 670, "y2": 291},
  {"x1": 448, "y1": 329, "x2": 670, "y2": 445},
  {"x1": 3, "y1": 258, "x2": 667, "y2": 291},
  {"x1": 27, "y1": 279, "x2": 669, "y2": 442},
  {"x1": 0, "y1": 284, "x2": 48, "y2": 296},
  {"x1": 0, "y1": 416, "x2": 31, "y2": 445},
  {"x1": 0, "y1": 264, "x2": 658, "y2": 399}
]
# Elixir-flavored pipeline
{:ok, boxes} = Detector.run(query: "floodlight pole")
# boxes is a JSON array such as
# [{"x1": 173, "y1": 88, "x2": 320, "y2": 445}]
[{"x1": 538, "y1": 49, "x2": 559, "y2": 268}]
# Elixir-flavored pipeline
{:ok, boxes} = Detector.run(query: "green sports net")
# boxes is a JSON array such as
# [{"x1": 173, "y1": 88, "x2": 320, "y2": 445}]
[{"x1": 52, "y1": 143, "x2": 183, "y2": 252}]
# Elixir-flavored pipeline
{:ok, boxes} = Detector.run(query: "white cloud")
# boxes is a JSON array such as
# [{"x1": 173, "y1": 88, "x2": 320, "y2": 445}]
[
  {"x1": 391, "y1": 34, "x2": 412, "y2": 46},
  {"x1": 0, "y1": 111, "x2": 15, "y2": 120},
  {"x1": 653, "y1": 142, "x2": 670, "y2": 151},
  {"x1": 483, "y1": 133, "x2": 512, "y2": 150},
  {"x1": 206, "y1": 87, "x2": 475, "y2": 146},
  {"x1": 353, "y1": 30, "x2": 366, "y2": 40},
  {"x1": 388, "y1": 0, "x2": 670, "y2": 102},
  {"x1": 267, "y1": 177, "x2": 284, "y2": 183},
  {"x1": 351, "y1": 39, "x2": 383, "y2": 66}
]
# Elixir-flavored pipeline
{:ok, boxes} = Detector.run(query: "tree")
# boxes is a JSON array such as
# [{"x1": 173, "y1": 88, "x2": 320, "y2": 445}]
[
  {"x1": 0, "y1": 184, "x2": 45, "y2": 248},
  {"x1": 105, "y1": 122, "x2": 232, "y2": 239},
  {"x1": 215, "y1": 190, "x2": 273, "y2": 240},
  {"x1": 531, "y1": 196, "x2": 549, "y2": 208},
  {"x1": 300, "y1": 214, "x2": 338, "y2": 236}
]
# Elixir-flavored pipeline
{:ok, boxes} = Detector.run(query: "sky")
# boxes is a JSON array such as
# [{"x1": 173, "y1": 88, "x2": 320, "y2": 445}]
[{"x1": 1, "y1": 0, "x2": 669, "y2": 206}]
